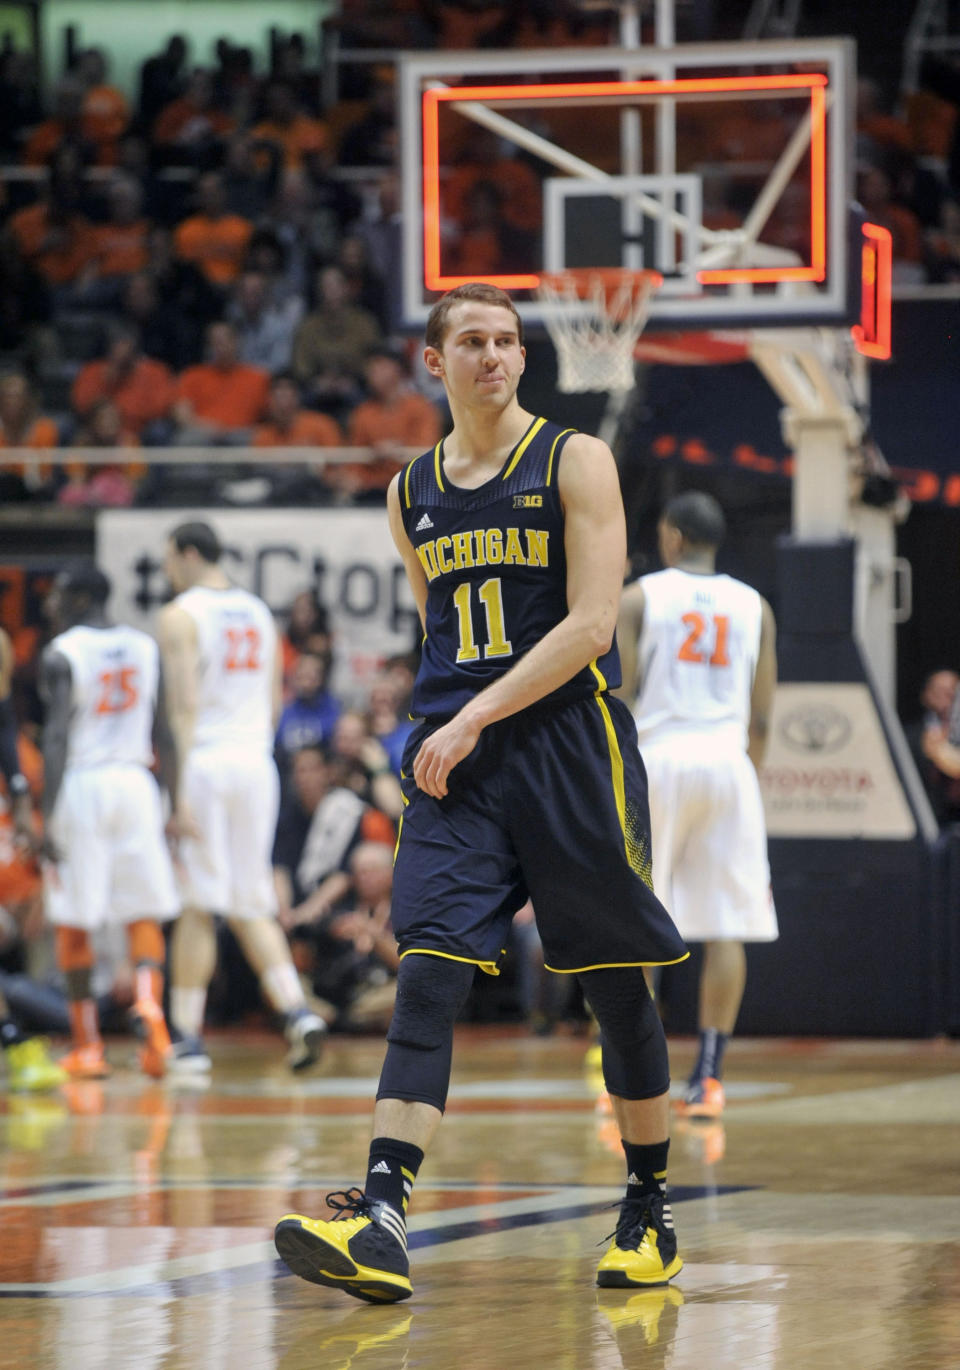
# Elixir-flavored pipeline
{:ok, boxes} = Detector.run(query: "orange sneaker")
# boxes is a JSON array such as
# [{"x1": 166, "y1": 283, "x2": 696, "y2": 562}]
[
  {"x1": 681, "y1": 1076, "x2": 725, "y2": 1119},
  {"x1": 61, "y1": 1043, "x2": 111, "y2": 1080},
  {"x1": 130, "y1": 999, "x2": 172, "y2": 1079}
]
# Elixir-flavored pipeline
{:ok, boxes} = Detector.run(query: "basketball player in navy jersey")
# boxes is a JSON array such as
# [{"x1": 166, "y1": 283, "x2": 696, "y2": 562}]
[{"x1": 275, "y1": 282, "x2": 688, "y2": 1303}]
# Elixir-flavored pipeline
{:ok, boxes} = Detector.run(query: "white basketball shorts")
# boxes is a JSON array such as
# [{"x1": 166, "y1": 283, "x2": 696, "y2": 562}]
[
  {"x1": 640, "y1": 733, "x2": 778, "y2": 942},
  {"x1": 178, "y1": 748, "x2": 279, "y2": 919},
  {"x1": 45, "y1": 764, "x2": 179, "y2": 929}
]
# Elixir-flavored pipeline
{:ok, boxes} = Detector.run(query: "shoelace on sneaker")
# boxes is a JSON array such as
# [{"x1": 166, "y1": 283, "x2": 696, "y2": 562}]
[
  {"x1": 325, "y1": 1187, "x2": 375, "y2": 1221},
  {"x1": 600, "y1": 1195, "x2": 659, "y2": 1248}
]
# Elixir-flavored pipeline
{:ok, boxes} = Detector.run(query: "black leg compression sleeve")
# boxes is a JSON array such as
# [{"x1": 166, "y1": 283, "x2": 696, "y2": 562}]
[
  {"x1": 377, "y1": 955, "x2": 476, "y2": 1112},
  {"x1": 578, "y1": 967, "x2": 670, "y2": 1101}
]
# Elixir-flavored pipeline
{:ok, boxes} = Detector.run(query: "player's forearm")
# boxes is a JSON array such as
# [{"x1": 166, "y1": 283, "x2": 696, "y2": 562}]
[
  {"x1": 41, "y1": 722, "x2": 70, "y2": 823},
  {"x1": 166, "y1": 709, "x2": 196, "y2": 775},
  {"x1": 459, "y1": 609, "x2": 615, "y2": 732},
  {"x1": 926, "y1": 736, "x2": 960, "y2": 778}
]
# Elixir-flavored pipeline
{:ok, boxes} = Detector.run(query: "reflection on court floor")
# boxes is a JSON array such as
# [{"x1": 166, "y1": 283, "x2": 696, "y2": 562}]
[{"x1": 2, "y1": 1029, "x2": 958, "y2": 1370}]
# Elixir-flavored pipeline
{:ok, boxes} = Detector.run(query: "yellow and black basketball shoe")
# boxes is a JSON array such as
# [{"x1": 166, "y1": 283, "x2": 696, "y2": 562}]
[
  {"x1": 596, "y1": 1191, "x2": 683, "y2": 1287},
  {"x1": 275, "y1": 1188, "x2": 413, "y2": 1303}
]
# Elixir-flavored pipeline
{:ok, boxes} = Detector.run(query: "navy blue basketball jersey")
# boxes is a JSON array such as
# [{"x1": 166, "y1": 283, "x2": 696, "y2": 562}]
[{"x1": 400, "y1": 415, "x2": 622, "y2": 720}]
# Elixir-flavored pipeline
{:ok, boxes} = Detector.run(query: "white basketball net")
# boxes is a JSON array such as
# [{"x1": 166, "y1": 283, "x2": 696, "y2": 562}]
[{"x1": 536, "y1": 270, "x2": 660, "y2": 394}]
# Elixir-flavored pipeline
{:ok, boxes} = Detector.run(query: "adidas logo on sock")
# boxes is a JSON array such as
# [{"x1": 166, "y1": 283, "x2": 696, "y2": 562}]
[
  {"x1": 416, "y1": 513, "x2": 434, "y2": 531},
  {"x1": 627, "y1": 1172, "x2": 642, "y2": 1186},
  {"x1": 371, "y1": 1160, "x2": 392, "y2": 1175}
]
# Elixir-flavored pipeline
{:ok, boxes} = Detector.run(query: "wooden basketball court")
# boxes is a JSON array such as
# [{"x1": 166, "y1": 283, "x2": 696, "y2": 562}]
[{"x1": 3, "y1": 1028, "x2": 958, "y2": 1369}]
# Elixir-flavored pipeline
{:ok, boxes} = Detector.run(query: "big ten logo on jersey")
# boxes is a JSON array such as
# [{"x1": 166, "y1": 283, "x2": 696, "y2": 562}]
[
  {"x1": 678, "y1": 611, "x2": 730, "y2": 667},
  {"x1": 222, "y1": 616, "x2": 262, "y2": 672},
  {"x1": 95, "y1": 665, "x2": 139, "y2": 714},
  {"x1": 513, "y1": 494, "x2": 542, "y2": 509}
]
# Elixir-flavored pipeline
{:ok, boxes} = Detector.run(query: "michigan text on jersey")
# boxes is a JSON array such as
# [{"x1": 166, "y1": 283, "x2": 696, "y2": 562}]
[{"x1": 416, "y1": 528, "x2": 550, "y2": 582}]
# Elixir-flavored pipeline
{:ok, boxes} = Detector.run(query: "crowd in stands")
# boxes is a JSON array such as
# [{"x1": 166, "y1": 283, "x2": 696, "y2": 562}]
[{"x1": 0, "y1": 5, "x2": 955, "y2": 507}]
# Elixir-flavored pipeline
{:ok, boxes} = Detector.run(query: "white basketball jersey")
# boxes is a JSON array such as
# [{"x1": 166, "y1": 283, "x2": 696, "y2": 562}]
[
  {"x1": 175, "y1": 585, "x2": 276, "y2": 753},
  {"x1": 51, "y1": 624, "x2": 158, "y2": 770},
  {"x1": 632, "y1": 568, "x2": 763, "y2": 749}
]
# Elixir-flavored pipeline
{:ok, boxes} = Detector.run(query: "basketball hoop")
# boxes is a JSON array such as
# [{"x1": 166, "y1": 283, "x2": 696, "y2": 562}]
[{"x1": 536, "y1": 268, "x2": 662, "y2": 394}]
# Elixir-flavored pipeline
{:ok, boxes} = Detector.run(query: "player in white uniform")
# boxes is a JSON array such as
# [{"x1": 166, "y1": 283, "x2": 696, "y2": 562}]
[
  {"x1": 40, "y1": 562, "x2": 179, "y2": 1080},
  {"x1": 618, "y1": 492, "x2": 778, "y2": 1118},
  {"x1": 158, "y1": 521, "x2": 326, "y2": 1072}
]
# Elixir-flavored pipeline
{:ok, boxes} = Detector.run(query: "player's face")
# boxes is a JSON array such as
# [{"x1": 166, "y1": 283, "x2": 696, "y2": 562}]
[{"x1": 427, "y1": 303, "x2": 525, "y2": 409}]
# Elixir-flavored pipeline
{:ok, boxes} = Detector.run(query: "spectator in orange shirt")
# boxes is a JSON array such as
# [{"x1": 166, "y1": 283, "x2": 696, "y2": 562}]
[
  {"x1": 21, "y1": 77, "x2": 97, "y2": 168},
  {"x1": 8, "y1": 157, "x2": 96, "y2": 291},
  {"x1": 0, "y1": 373, "x2": 59, "y2": 492},
  {"x1": 152, "y1": 68, "x2": 235, "y2": 160},
  {"x1": 253, "y1": 373, "x2": 343, "y2": 450},
  {"x1": 446, "y1": 179, "x2": 538, "y2": 276},
  {"x1": 173, "y1": 171, "x2": 253, "y2": 288},
  {"x1": 174, "y1": 320, "x2": 270, "y2": 443},
  {"x1": 85, "y1": 176, "x2": 151, "y2": 303},
  {"x1": 251, "y1": 81, "x2": 330, "y2": 172},
  {"x1": 78, "y1": 48, "x2": 129, "y2": 164},
  {"x1": 332, "y1": 345, "x2": 442, "y2": 498},
  {"x1": 444, "y1": 125, "x2": 543, "y2": 235},
  {"x1": 60, "y1": 398, "x2": 145, "y2": 507},
  {"x1": 72, "y1": 325, "x2": 176, "y2": 442}
]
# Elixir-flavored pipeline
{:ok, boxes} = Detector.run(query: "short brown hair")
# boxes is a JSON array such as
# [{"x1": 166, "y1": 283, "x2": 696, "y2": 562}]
[{"x1": 424, "y1": 282, "x2": 524, "y2": 351}]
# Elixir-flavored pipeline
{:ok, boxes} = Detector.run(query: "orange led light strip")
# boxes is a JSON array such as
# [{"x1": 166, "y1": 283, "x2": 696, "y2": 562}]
[
  {"x1": 851, "y1": 222, "x2": 892, "y2": 359},
  {"x1": 422, "y1": 74, "x2": 830, "y2": 293}
]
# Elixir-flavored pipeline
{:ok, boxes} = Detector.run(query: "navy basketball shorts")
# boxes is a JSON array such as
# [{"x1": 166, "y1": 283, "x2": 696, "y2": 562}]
[{"x1": 392, "y1": 693, "x2": 689, "y2": 975}]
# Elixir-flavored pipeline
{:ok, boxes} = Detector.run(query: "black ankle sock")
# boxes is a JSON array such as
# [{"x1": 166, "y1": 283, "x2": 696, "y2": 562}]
[
  {"x1": 0, "y1": 1018, "x2": 26, "y2": 1048},
  {"x1": 622, "y1": 1139, "x2": 669, "y2": 1198},
  {"x1": 691, "y1": 1028, "x2": 728, "y2": 1083},
  {"x1": 365, "y1": 1137, "x2": 424, "y2": 1216}
]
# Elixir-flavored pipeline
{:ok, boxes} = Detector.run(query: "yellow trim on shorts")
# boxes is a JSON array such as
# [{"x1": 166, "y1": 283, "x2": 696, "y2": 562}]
[
  {"x1": 433, "y1": 440, "x2": 445, "y2": 492},
  {"x1": 399, "y1": 947, "x2": 501, "y2": 976},
  {"x1": 393, "y1": 813, "x2": 404, "y2": 862},
  {"x1": 545, "y1": 427, "x2": 576, "y2": 486},
  {"x1": 501, "y1": 416, "x2": 547, "y2": 479},
  {"x1": 589, "y1": 660, "x2": 628, "y2": 844},
  {"x1": 544, "y1": 953, "x2": 690, "y2": 974}
]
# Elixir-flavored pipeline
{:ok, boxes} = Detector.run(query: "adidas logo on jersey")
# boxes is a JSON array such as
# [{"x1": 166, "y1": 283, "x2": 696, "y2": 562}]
[
  {"x1": 416, "y1": 513, "x2": 434, "y2": 531},
  {"x1": 371, "y1": 1160, "x2": 392, "y2": 1175}
]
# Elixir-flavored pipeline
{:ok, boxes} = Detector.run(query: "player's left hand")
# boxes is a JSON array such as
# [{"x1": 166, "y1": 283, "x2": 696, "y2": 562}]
[{"x1": 413, "y1": 713, "x2": 482, "y2": 798}]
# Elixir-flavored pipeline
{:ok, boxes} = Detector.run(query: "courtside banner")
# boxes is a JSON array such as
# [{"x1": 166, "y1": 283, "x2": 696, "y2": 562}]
[
  {"x1": 96, "y1": 508, "x2": 418, "y2": 698},
  {"x1": 759, "y1": 682, "x2": 916, "y2": 839}
]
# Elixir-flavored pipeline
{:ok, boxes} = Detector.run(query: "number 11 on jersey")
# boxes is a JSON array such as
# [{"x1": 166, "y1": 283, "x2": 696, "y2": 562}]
[{"x1": 453, "y1": 579, "x2": 513, "y2": 663}]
